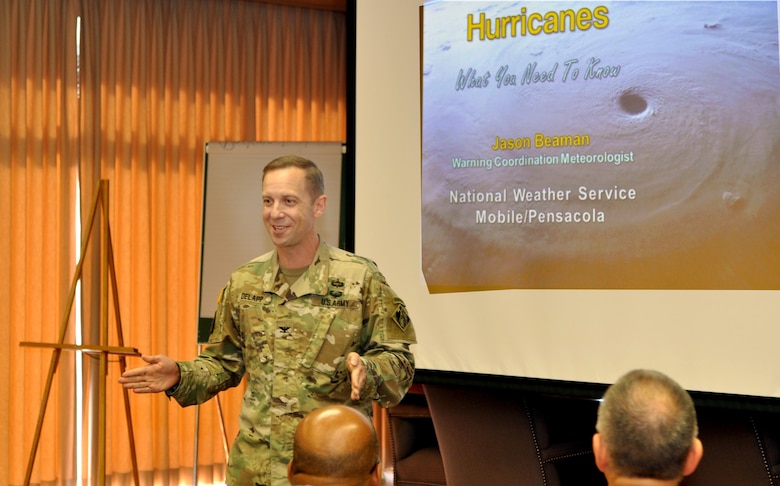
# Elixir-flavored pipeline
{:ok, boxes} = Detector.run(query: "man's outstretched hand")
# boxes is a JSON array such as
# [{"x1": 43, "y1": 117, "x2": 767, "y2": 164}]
[{"x1": 118, "y1": 355, "x2": 180, "y2": 394}]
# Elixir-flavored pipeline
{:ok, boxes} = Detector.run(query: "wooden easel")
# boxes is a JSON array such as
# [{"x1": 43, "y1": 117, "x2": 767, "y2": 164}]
[{"x1": 20, "y1": 180, "x2": 141, "y2": 486}]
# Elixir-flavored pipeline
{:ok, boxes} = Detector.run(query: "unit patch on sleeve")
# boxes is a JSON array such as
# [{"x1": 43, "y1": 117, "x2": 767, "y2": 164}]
[{"x1": 392, "y1": 301, "x2": 410, "y2": 332}]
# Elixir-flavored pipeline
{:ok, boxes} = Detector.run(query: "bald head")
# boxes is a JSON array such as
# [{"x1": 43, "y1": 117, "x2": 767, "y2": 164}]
[{"x1": 289, "y1": 405, "x2": 381, "y2": 486}]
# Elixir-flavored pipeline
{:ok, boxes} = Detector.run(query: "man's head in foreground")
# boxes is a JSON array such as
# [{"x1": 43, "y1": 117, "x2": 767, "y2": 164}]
[
  {"x1": 593, "y1": 369, "x2": 703, "y2": 485},
  {"x1": 288, "y1": 404, "x2": 382, "y2": 486}
]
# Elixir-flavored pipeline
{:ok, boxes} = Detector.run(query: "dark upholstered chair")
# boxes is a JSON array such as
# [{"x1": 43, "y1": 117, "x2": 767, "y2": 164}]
[
  {"x1": 683, "y1": 405, "x2": 780, "y2": 485},
  {"x1": 525, "y1": 393, "x2": 604, "y2": 485},
  {"x1": 386, "y1": 389, "x2": 446, "y2": 486},
  {"x1": 423, "y1": 384, "x2": 605, "y2": 486},
  {"x1": 423, "y1": 382, "x2": 780, "y2": 486}
]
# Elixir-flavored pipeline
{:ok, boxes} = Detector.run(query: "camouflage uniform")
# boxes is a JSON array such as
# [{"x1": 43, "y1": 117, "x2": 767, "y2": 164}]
[{"x1": 169, "y1": 241, "x2": 416, "y2": 485}]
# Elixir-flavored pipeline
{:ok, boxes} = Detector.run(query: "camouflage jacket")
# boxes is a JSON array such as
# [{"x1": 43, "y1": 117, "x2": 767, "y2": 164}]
[{"x1": 170, "y1": 241, "x2": 417, "y2": 485}]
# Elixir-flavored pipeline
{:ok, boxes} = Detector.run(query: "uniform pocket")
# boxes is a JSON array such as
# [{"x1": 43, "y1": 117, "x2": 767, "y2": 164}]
[{"x1": 301, "y1": 313, "x2": 361, "y2": 376}]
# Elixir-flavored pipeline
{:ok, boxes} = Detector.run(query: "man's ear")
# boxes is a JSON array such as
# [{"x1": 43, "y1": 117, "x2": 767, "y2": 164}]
[
  {"x1": 372, "y1": 461, "x2": 384, "y2": 485},
  {"x1": 287, "y1": 459, "x2": 295, "y2": 482},
  {"x1": 313, "y1": 194, "x2": 327, "y2": 218},
  {"x1": 682, "y1": 438, "x2": 704, "y2": 476},
  {"x1": 592, "y1": 433, "x2": 610, "y2": 473}
]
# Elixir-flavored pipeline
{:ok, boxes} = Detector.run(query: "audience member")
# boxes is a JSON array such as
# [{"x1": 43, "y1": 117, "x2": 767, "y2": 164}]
[
  {"x1": 288, "y1": 404, "x2": 383, "y2": 486},
  {"x1": 593, "y1": 369, "x2": 703, "y2": 485}
]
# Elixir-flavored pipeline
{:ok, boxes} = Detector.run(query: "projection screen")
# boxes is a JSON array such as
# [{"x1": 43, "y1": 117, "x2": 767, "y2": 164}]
[{"x1": 354, "y1": 0, "x2": 780, "y2": 400}]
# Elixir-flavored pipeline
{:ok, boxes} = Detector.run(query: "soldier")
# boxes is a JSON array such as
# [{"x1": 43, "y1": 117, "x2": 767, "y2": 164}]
[{"x1": 119, "y1": 155, "x2": 416, "y2": 485}]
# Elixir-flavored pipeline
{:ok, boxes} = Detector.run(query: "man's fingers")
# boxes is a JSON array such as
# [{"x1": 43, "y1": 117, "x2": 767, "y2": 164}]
[{"x1": 351, "y1": 375, "x2": 362, "y2": 400}]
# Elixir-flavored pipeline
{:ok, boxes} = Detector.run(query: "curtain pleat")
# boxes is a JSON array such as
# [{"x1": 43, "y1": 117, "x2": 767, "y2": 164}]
[
  {"x1": 2, "y1": 0, "x2": 347, "y2": 484},
  {"x1": 1, "y1": 1, "x2": 81, "y2": 485}
]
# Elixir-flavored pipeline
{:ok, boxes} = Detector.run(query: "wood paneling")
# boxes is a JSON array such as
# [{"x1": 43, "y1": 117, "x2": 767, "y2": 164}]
[{"x1": 240, "y1": 0, "x2": 347, "y2": 12}]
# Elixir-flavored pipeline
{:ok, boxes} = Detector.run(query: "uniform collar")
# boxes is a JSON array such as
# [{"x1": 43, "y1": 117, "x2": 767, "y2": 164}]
[{"x1": 265, "y1": 239, "x2": 330, "y2": 298}]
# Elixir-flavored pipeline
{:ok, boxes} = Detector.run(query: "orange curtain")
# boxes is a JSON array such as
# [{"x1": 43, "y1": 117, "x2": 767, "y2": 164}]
[
  {"x1": 1, "y1": 1, "x2": 82, "y2": 485},
  {"x1": 1, "y1": 0, "x2": 347, "y2": 484}
]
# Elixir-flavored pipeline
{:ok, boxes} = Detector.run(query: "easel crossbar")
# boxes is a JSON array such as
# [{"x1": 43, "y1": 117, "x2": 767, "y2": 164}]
[{"x1": 20, "y1": 342, "x2": 141, "y2": 357}]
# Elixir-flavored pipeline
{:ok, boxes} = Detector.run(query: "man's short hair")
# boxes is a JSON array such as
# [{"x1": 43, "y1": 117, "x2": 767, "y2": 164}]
[
  {"x1": 596, "y1": 369, "x2": 698, "y2": 480},
  {"x1": 263, "y1": 154, "x2": 325, "y2": 198},
  {"x1": 290, "y1": 437, "x2": 379, "y2": 480}
]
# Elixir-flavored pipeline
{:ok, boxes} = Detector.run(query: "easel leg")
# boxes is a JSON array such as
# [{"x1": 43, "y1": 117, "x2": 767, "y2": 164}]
[{"x1": 108, "y1": 228, "x2": 140, "y2": 486}]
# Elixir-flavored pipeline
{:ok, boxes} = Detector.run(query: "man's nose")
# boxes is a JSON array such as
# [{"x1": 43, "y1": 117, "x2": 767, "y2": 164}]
[{"x1": 268, "y1": 202, "x2": 285, "y2": 218}]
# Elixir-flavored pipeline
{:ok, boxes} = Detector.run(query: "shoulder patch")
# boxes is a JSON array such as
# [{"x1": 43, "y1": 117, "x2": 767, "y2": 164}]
[
  {"x1": 392, "y1": 301, "x2": 411, "y2": 332},
  {"x1": 385, "y1": 299, "x2": 415, "y2": 342}
]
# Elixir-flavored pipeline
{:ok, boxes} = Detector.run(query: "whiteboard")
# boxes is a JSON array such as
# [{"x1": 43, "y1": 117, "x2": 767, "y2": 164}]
[{"x1": 197, "y1": 141, "x2": 345, "y2": 342}]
